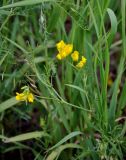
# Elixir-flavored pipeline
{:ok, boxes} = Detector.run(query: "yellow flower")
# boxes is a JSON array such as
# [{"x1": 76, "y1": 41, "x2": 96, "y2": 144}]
[
  {"x1": 64, "y1": 44, "x2": 73, "y2": 56},
  {"x1": 76, "y1": 61, "x2": 84, "y2": 68},
  {"x1": 56, "y1": 51, "x2": 66, "y2": 60},
  {"x1": 71, "y1": 51, "x2": 79, "y2": 61},
  {"x1": 81, "y1": 56, "x2": 87, "y2": 64},
  {"x1": 16, "y1": 92, "x2": 27, "y2": 101},
  {"x1": 56, "y1": 40, "x2": 66, "y2": 52},
  {"x1": 76, "y1": 56, "x2": 87, "y2": 68},
  {"x1": 15, "y1": 87, "x2": 34, "y2": 103},
  {"x1": 56, "y1": 53, "x2": 62, "y2": 60},
  {"x1": 56, "y1": 40, "x2": 73, "y2": 60},
  {"x1": 60, "y1": 51, "x2": 67, "y2": 59},
  {"x1": 27, "y1": 93, "x2": 34, "y2": 103}
]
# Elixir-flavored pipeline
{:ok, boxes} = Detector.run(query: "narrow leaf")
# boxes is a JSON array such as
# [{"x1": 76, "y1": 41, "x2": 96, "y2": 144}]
[
  {"x1": 0, "y1": 0, "x2": 54, "y2": 9},
  {"x1": 65, "y1": 84, "x2": 86, "y2": 94},
  {"x1": 0, "y1": 97, "x2": 19, "y2": 113},
  {"x1": 48, "y1": 131, "x2": 82, "y2": 151},
  {"x1": 107, "y1": 8, "x2": 118, "y2": 45},
  {"x1": 4, "y1": 131, "x2": 49, "y2": 143},
  {"x1": 47, "y1": 143, "x2": 82, "y2": 160}
]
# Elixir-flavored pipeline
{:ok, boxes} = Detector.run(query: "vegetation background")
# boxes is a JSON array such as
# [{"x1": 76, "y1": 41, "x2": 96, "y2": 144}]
[{"x1": 0, "y1": 0, "x2": 126, "y2": 159}]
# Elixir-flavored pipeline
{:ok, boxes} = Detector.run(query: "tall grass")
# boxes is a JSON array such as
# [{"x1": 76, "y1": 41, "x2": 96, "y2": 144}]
[{"x1": 0, "y1": 0, "x2": 126, "y2": 159}]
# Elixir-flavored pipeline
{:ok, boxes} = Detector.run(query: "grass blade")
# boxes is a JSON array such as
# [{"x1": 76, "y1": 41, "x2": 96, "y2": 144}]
[
  {"x1": 0, "y1": 0, "x2": 54, "y2": 9},
  {"x1": 107, "y1": 8, "x2": 118, "y2": 45},
  {"x1": 0, "y1": 97, "x2": 19, "y2": 113},
  {"x1": 48, "y1": 131, "x2": 82, "y2": 151},
  {"x1": 4, "y1": 131, "x2": 49, "y2": 143},
  {"x1": 47, "y1": 143, "x2": 82, "y2": 160}
]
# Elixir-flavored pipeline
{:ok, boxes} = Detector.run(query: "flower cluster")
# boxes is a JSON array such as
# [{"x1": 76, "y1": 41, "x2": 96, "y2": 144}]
[
  {"x1": 16, "y1": 86, "x2": 34, "y2": 103},
  {"x1": 56, "y1": 40, "x2": 73, "y2": 60},
  {"x1": 56, "y1": 40, "x2": 86, "y2": 68}
]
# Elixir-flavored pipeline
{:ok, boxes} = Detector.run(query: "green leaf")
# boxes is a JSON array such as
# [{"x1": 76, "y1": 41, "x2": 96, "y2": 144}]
[
  {"x1": 117, "y1": 81, "x2": 126, "y2": 116},
  {"x1": 107, "y1": 8, "x2": 118, "y2": 45},
  {"x1": 88, "y1": 1, "x2": 99, "y2": 38},
  {"x1": 47, "y1": 143, "x2": 82, "y2": 160},
  {"x1": 48, "y1": 131, "x2": 82, "y2": 151},
  {"x1": 4, "y1": 131, "x2": 50, "y2": 143},
  {"x1": 0, "y1": 0, "x2": 55, "y2": 9},
  {"x1": 0, "y1": 10, "x2": 10, "y2": 14},
  {"x1": 0, "y1": 97, "x2": 19, "y2": 113},
  {"x1": 0, "y1": 52, "x2": 8, "y2": 66},
  {"x1": 109, "y1": 57, "x2": 125, "y2": 126},
  {"x1": 65, "y1": 84, "x2": 86, "y2": 94},
  {"x1": 47, "y1": 5, "x2": 61, "y2": 32}
]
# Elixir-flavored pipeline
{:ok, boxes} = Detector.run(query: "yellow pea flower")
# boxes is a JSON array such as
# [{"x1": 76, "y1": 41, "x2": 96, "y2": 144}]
[
  {"x1": 81, "y1": 56, "x2": 87, "y2": 64},
  {"x1": 16, "y1": 92, "x2": 27, "y2": 101},
  {"x1": 27, "y1": 93, "x2": 34, "y2": 103},
  {"x1": 56, "y1": 51, "x2": 67, "y2": 60},
  {"x1": 56, "y1": 53, "x2": 62, "y2": 60},
  {"x1": 56, "y1": 40, "x2": 73, "y2": 60},
  {"x1": 71, "y1": 51, "x2": 79, "y2": 61},
  {"x1": 56, "y1": 40, "x2": 66, "y2": 52},
  {"x1": 76, "y1": 56, "x2": 87, "y2": 68},
  {"x1": 15, "y1": 86, "x2": 34, "y2": 103},
  {"x1": 76, "y1": 61, "x2": 84, "y2": 68},
  {"x1": 64, "y1": 44, "x2": 73, "y2": 56},
  {"x1": 60, "y1": 51, "x2": 67, "y2": 59}
]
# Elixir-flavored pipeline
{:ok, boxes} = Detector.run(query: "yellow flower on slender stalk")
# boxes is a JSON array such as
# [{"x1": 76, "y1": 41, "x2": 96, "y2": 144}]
[
  {"x1": 56, "y1": 53, "x2": 62, "y2": 60},
  {"x1": 81, "y1": 56, "x2": 87, "y2": 64},
  {"x1": 76, "y1": 61, "x2": 84, "y2": 68},
  {"x1": 71, "y1": 51, "x2": 79, "y2": 61},
  {"x1": 16, "y1": 92, "x2": 27, "y2": 101},
  {"x1": 76, "y1": 56, "x2": 87, "y2": 68},
  {"x1": 64, "y1": 44, "x2": 73, "y2": 56},
  {"x1": 27, "y1": 93, "x2": 34, "y2": 103},
  {"x1": 56, "y1": 40, "x2": 66, "y2": 52},
  {"x1": 56, "y1": 40, "x2": 73, "y2": 60},
  {"x1": 56, "y1": 51, "x2": 66, "y2": 60},
  {"x1": 15, "y1": 86, "x2": 34, "y2": 103}
]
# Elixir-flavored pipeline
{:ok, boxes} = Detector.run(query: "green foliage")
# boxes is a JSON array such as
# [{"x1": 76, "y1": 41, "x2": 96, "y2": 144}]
[{"x1": 0, "y1": 0, "x2": 126, "y2": 159}]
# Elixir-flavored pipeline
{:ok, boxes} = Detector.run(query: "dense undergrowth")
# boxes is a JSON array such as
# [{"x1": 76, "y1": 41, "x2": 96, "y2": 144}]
[{"x1": 0, "y1": 0, "x2": 126, "y2": 159}]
